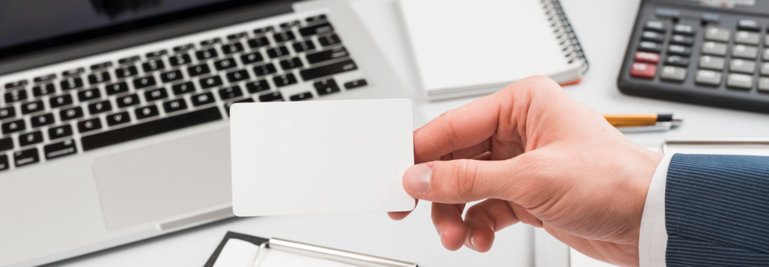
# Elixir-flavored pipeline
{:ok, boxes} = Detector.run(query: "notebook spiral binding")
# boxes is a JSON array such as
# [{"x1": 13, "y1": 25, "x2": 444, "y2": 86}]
[{"x1": 540, "y1": 0, "x2": 590, "y2": 74}]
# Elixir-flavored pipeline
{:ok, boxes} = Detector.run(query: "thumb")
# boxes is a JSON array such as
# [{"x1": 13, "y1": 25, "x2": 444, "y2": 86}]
[{"x1": 403, "y1": 158, "x2": 522, "y2": 204}]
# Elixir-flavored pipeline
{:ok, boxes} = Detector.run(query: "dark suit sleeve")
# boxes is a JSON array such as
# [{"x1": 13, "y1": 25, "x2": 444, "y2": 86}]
[{"x1": 666, "y1": 154, "x2": 769, "y2": 266}]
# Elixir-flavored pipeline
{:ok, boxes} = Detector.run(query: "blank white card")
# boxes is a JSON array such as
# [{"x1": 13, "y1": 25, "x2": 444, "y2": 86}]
[{"x1": 230, "y1": 99, "x2": 415, "y2": 216}]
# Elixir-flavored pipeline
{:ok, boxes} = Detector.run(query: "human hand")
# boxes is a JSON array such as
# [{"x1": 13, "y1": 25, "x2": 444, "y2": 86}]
[{"x1": 389, "y1": 76, "x2": 662, "y2": 266}]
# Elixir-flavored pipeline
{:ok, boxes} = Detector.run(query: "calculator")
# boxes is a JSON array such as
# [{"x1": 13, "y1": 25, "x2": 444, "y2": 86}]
[{"x1": 618, "y1": 0, "x2": 769, "y2": 113}]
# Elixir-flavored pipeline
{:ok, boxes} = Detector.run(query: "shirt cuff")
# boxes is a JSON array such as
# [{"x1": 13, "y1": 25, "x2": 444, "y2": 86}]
[{"x1": 638, "y1": 153, "x2": 672, "y2": 267}]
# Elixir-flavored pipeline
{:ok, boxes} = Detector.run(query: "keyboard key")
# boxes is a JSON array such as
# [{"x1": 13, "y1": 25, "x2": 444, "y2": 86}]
[
  {"x1": 60, "y1": 107, "x2": 84, "y2": 121},
  {"x1": 106, "y1": 112, "x2": 131, "y2": 126},
  {"x1": 142, "y1": 59, "x2": 165, "y2": 72},
  {"x1": 32, "y1": 83, "x2": 55, "y2": 97},
  {"x1": 215, "y1": 58, "x2": 237, "y2": 70},
  {"x1": 172, "y1": 82, "x2": 196, "y2": 95},
  {"x1": 49, "y1": 94, "x2": 74, "y2": 108},
  {"x1": 77, "y1": 88, "x2": 101, "y2": 102},
  {"x1": 44, "y1": 139, "x2": 77, "y2": 160},
  {"x1": 115, "y1": 65, "x2": 138, "y2": 79},
  {"x1": 133, "y1": 76, "x2": 157, "y2": 89},
  {"x1": 695, "y1": 70, "x2": 722, "y2": 86},
  {"x1": 299, "y1": 22, "x2": 334, "y2": 37},
  {"x1": 289, "y1": 92, "x2": 313, "y2": 101},
  {"x1": 273, "y1": 73, "x2": 298, "y2": 87},
  {"x1": 0, "y1": 138, "x2": 12, "y2": 152},
  {"x1": 640, "y1": 31, "x2": 664, "y2": 42},
  {"x1": 30, "y1": 113, "x2": 54, "y2": 128},
  {"x1": 259, "y1": 91, "x2": 283, "y2": 102},
  {"x1": 660, "y1": 66, "x2": 687, "y2": 82},
  {"x1": 246, "y1": 80, "x2": 270, "y2": 93},
  {"x1": 218, "y1": 86, "x2": 243, "y2": 100},
  {"x1": 759, "y1": 77, "x2": 769, "y2": 93},
  {"x1": 705, "y1": 27, "x2": 730, "y2": 42},
  {"x1": 191, "y1": 92, "x2": 216, "y2": 106},
  {"x1": 273, "y1": 31, "x2": 296, "y2": 43},
  {"x1": 227, "y1": 32, "x2": 248, "y2": 40},
  {"x1": 144, "y1": 88, "x2": 169, "y2": 102},
  {"x1": 163, "y1": 98, "x2": 188, "y2": 113},
  {"x1": 169, "y1": 53, "x2": 192, "y2": 66},
  {"x1": 634, "y1": 52, "x2": 660, "y2": 64},
  {"x1": 314, "y1": 79, "x2": 341, "y2": 96},
  {"x1": 279, "y1": 20, "x2": 300, "y2": 28},
  {"x1": 48, "y1": 125, "x2": 73, "y2": 140},
  {"x1": 81, "y1": 107, "x2": 222, "y2": 151},
  {"x1": 737, "y1": 20, "x2": 761, "y2": 31},
  {"x1": 0, "y1": 107, "x2": 15, "y2": 120},
  {"x1": 727, "y1": 73, "x2": 753, "y2": 90},
  {"x1": 638, "y1": 41, "x2": 662, "y2": 52},
  {"x1": 135, "y1": 105, "x2": 160, "y2": 120},
  {"x1": 117, "y1": 55, "x2": 140, "y2": 65},
  {"x1": 226, "y1": 69, "x2": 250, "y2": 83},
  {"x1": 116, "y1": 94, "x2": 140, "y2": 108},
  {"x1": 318, "y1": 34, "x2": 341, "y2": 46},
  {"x1": 735, "y1": 31, "x2": 760, "y2": 45},
  {"x1": 241, "y1": 52, "x2": 264, "y2": 65},
  {"x1": 730, "y1": 59, "x2": 756, "y2": 74},
  {"x1": 160, "y1": 70, "x2": 184, "y2": 83},
  {"x1": 670, "y1": 35, "x2": 694, "y2": 46},
  {"x1": 195, "y1": 48, "x2": 218, "y2": 61},
  {"x1": 293, "y1": 40, "x2": 316, "y2": 54},
  {"x1": 200, "y1": 37, "x2": 221, "y2": 47},
  {"x1": 644, "y1": 20, "x2": 666, "y2": 32},
  {"x1": 300, "y1": 59, "x2": 358, "y2": 81},
  {"x1": 88, "y1": 100, "x2": 113, "y2": 115},
  {"x1": 630, "y1": 62, "x2": 656, "y2": 79},
  {"x1": 4, "y1": 80, "x2": 28, "y2": 89},
  {"x1": 0, "y1": 155, "x2": 7, "y2": 171},
  {"x1": 280, "y1": 57, "x2": 303, "y2": 70},
  {"x1": 247, "y1": 36, "x2": 270, "y2": 48},
  {"x1": 306, "y1": 14, "x2": 327, "y2": 23},
  {"x1": 667, "y1": 45, "x2": 691, "y2": 56},
  {"x1": 88, "y1": 71, "x2": 111, "y2": 85},
  {"x1": 699, "y1": 56, "x2": 725, "y2": 70},
  {"x1": 344, "y1": 79, "x2": 367, "y2": 90},
  {"x1": 761, "y1": 63, "x2": 769, "y2": 76},
  {"x1": 90, "y1": 61, "x2": 113, "y2": 71},
  {"x1": 2, "y1": 119, "x2": 25, "y2": 134},
  {"x1": 673, "y1": 24, "x2": 696, "y2": 35},
  {"x1": 187, "y1": 63, "x2": 211, "y2": 77},
  {"x1": 199, "y1": 76, "x2": 223, "y2": 89},
  {"x1": 173, "y1": 43, "x2": 194, "y2": 53},
  {"x1": 14, "y1": 148, "x2": 39, "y2": 167},
  {"x1": 77, "y1": 118, "x2": 102, "y2": 133},
  {"x1": 702, "y1": 41, "x2": 728, "y2": 56},
  {"x1": 146, "y1": 49, "x2": 168, "y2": 58},
  {"x1": 267, "y1": 46, "x2": 290, "y2": 58},
  {"x1": 732, "y1": 44, "x2": 758, "y2": 59},
  {"x1": 5, "y1": 89, "x2": 28, "y2": 103},
  {"x1": 62, "y1": 67, "x2": 84, "y2": 77},
  {"x1": 21, "y1": 100, "x2": 44, "y2": 114},
  {"x1": 253, "y1": 63, "x2": 277, "y2": 76},
  {"x1": 106, "y1": 82, "x2": 129, "y2": 95},
  {"x1": 18, "y1": 131, "x2": 43, "y2": 147},
  {"x1": 33, "y1": 73, "x2": 56, "y2": 83}
]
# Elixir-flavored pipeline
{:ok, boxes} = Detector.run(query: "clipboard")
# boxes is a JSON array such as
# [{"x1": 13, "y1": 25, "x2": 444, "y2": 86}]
[
  {"x1": 662, "y1": 137, "x2": 769, "y2": 156},
  {"x1": 205, "y1": 232, "x2": 419, "y2": 267}
]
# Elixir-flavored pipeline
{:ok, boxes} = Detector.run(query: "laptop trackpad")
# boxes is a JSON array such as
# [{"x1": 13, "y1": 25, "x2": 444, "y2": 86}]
[{"x1": 91, "y1": 129, "x2": 231, "y2": 230}]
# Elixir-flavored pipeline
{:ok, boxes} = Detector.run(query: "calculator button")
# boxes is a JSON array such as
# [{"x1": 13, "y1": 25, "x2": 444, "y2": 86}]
[
  {"x1": 699, "y1": 56, "x2": 725, "y2": 70},
  {"x1": 726, "y1": 73, "x2": 753, "y2": 90},
  {"x1": 644, "y1": 21, "x2": 667, "y2": 32},
  {"x1": 641, "y1": 31, "x2": 665, "y2": 42},
  {"x1": 737, "y1": 20, "x2": 761, "y2": 32},
  {"x1": 660, "y1": 66, "x2": 687, "y2": 82},
  {"x1": 730, "y1": 59, "x2": 756, "y2": 74},
  {"x1": 759, "y1": 77, "x2": 769, "y2": 93},
  {"x1": 630, "y1": 63, "x2": 657, "y2": 79},
  {"x1": 668, "y1": 45, "x2": 691, "y2": 56},
  {"x1": 695, "y1": 70, "x2": 722, "y2": 86},
  {"x1": 735, "y1": 31, "x2": 760, "y2": 45},
  {"x1": 673, "y1": 24, "x2": 696, "y2": 36},
  {"x1": 761, "y1": 63, "x2": 769, "y2": 76},
  {"x1": 670, "y1": 35, "x2": 694, "y2": 46},
  {"x1": 638, "y1": 41, "x2": 662, "y2": 52},
  {"x1": 705, "y1": 27, "x2": 731, "y2": 42},
  {"x1": 655, "y1": 8, "x2": 680, "y2": 18},
  {"x1": 701, "y1": 13, "x2": 720, "y2": 23},
  {"x1": 634, "y1": 52, "x2": 660, "y2": 64},
  {"x1": 665, "y1": 56, "x2": 690, "y2": 67},
  {"x1": 702, "y1": 42, "x2": 728, "y2": 56},
  {"x1": 732, "y1": 45, "x2": 758, "y2": 59}
]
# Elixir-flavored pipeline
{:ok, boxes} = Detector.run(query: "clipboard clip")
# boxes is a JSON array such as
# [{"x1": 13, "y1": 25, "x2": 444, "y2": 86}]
[{"x1": 253, "y1": 238, "x2": 418, "y2": 267}]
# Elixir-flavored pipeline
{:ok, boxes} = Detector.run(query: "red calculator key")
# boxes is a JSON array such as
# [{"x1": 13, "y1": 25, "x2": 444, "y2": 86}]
[
  {"x1": 634, "y1": 51, "x2": 660, "y2": 64},
  {"x1": 630, "y1": 62, "x2": 657, "y2": 79}
]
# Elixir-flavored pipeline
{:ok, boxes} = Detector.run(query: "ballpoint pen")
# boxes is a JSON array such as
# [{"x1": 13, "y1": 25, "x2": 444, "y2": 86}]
[{"x1": 603, "y1": 113, "x2": 683, "y2": 132}]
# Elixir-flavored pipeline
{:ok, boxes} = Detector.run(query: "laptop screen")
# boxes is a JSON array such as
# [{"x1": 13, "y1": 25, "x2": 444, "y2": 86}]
[{"x1": 0, "y1": 0, "x2": 280, "y2": 59}]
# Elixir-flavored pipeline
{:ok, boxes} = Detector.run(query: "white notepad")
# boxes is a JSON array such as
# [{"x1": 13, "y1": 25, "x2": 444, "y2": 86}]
[
  {"x1": 399, "y1": 0, "x2": 589, "y2": 100},
  {"x1": 230, "y1": 99, "x2": 415, "y2": 216}
]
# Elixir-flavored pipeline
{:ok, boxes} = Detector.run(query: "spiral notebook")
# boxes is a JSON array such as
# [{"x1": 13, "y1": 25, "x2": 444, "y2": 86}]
[{"x1": 399, "y1": 0, "x2": 589, "y2": 100}]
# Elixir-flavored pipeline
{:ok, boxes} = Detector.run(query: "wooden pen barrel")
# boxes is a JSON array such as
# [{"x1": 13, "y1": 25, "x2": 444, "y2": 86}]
[{"x1": 603, "y1": 114, "x2": 658, "y2": 127}]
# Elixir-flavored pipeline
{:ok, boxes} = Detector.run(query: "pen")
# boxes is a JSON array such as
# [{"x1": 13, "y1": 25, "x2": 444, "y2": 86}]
[{"x1": 603, "y1": 113, "x2": 683, "y2": 128}]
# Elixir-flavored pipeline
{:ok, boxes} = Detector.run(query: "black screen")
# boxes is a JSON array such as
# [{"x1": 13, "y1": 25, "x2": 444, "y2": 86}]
[{"x1": 0, "y1": 0, "x2": 270, "y2": 59}]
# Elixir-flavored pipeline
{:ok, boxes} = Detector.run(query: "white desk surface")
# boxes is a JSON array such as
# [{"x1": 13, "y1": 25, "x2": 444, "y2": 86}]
[{"x1": 57, "y1": 0, "x2": 769, "y2": 266}]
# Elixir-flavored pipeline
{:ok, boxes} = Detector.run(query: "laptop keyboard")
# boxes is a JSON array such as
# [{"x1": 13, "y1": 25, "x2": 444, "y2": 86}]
[{"x1": 0, "y1": 13, "x2": 369, "y2": 171}]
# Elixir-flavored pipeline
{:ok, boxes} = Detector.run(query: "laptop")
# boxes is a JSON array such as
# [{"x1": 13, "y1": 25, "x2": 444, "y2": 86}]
[{"x1": 0, "y1": 0, "x2": 409, "y2": 266}]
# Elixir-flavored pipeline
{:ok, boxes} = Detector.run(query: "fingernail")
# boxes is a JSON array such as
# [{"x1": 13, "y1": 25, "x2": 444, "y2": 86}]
[
  {"x1": 469, "y1": 234, "x2": 477, "y2": 250},
  {"x1": 436, "y1": 227, "x2": 443, "y2": 237},
  {"x1": 404, "y1": 164, "x2": 432, "y2": 195}
]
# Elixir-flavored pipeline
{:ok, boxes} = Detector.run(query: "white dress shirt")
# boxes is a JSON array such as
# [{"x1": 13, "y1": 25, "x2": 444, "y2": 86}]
[{"x1": 638, "y1": 154, "x2": 673, "y2": 267}]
